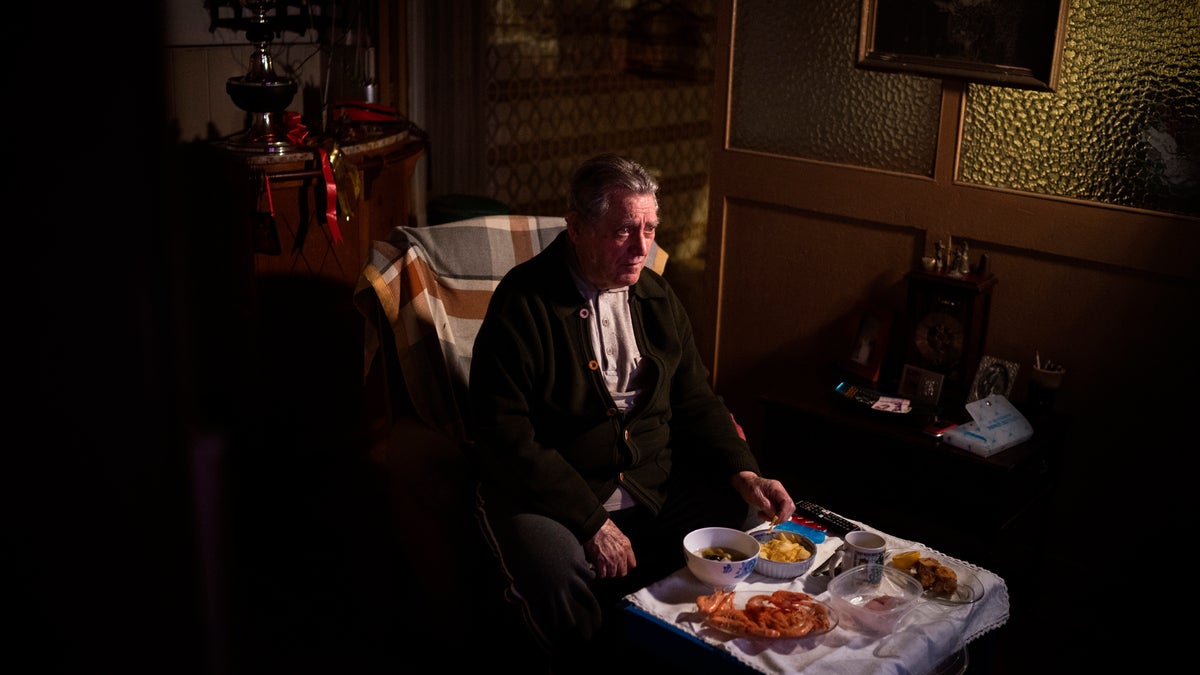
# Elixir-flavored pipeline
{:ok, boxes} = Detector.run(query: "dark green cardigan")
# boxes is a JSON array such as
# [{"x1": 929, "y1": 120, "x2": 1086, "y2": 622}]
[{"x1": 468, "y1": 232, "x2": 760, "y2": 543}]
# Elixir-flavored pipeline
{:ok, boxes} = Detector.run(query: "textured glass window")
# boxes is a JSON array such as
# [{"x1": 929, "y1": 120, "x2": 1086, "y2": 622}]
[
  {"x1": 961, "y1": 0, "x2": 1199, "y2": 217},
  {"x1": 729, "y1": 0, "x2": 941, "y2": 175}
]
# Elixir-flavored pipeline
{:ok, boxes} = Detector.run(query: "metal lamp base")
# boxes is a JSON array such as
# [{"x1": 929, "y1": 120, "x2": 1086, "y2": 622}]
[{"x1": 224, "y1": 111, "x2": 296, "y2": 154}]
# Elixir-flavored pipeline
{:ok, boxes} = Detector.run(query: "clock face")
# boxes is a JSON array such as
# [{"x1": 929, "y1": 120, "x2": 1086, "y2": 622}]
[{"x1": 914, "y1": 311, "x2": 964, "y2": 369}]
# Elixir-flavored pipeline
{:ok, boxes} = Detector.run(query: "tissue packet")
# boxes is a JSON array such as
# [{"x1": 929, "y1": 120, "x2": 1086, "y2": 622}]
[{"x1": 941, "y1": 394, "x2": 1033, "y2": 457}]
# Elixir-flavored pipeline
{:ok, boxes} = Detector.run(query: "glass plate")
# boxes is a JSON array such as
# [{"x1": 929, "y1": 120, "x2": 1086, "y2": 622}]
[
  {"x1": 693, "y1": 589, "x2": 839, "y2": 639},
  {"x1": 886, "y1": 553, "x2": 986, "y2": 605}
]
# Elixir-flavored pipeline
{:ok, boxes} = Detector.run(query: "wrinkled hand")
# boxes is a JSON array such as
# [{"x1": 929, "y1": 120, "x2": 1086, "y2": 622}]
[
  {"x1": 585, "y1": 518, "x2": 637, "y2": 579},
  {"x1": 732, "y1": 471, "x2": 795, "y2": 525}
]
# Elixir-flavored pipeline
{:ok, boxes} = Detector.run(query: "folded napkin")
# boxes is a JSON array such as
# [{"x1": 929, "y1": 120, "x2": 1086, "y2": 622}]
[{"x1": 626, "y1": 526, "x2": 1010, "y2": 675}]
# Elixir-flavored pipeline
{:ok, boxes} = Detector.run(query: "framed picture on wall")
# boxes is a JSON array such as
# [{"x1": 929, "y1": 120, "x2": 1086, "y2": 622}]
[
  {"x1": 856, "y1": 0, "x2": 1071, "y2": 92},
  {"x1": 840, "y1": 308, "x2": 892, "y2": 382}
]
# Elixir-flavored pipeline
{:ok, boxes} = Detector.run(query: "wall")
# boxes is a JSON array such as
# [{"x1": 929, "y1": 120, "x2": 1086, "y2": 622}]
[
  {"x1": 483, "y1": 0, "x2": 717, "y2": 317},
  {"x1": 408, "y1": 0, "x2": 716, "y2": 316}
]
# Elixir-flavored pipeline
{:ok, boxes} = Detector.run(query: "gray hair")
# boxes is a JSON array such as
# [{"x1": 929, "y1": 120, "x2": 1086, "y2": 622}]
[{"x1": 567, "y1": 153, "x2": 659, "y2": 225}]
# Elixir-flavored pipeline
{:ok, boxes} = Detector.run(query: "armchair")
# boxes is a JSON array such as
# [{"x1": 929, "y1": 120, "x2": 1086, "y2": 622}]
[
  {"x1": 355, "y1": 214, "x2": 668, "y2": 443},
  {"x1": 352, "y1": 215, "x2": 669, "y2": 648}
]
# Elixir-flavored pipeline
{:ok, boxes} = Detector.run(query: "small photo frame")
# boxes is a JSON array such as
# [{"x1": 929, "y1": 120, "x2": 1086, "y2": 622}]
[
  {"x1": 840, "y1": 308, "x2": 891, "y2": 382},
  {"x1": 968, "y1": 355, "x2": 1020, "y2": 403},
  {"x1": 898, "y1": 364, "x2": 944, "y2": 405}
]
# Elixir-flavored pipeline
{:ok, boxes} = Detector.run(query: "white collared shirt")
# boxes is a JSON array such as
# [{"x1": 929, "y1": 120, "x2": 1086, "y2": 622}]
[{"x1": 570, "y1": 266, "x2": 643, "y2": 512}]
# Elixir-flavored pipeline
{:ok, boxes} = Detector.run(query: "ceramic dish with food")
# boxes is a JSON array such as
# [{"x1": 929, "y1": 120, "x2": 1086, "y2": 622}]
[
  {"x1": 693, "y1": 588, "x2": 838, "y2": 639},
  {"x1": 751, "y1": 529, "x2": 817, "y2": 579},
  {"x1": 887, "y1": 550, "x2": 985, "y2": 605},
  {"x1": 682, "y1": 527, "x2": 760, "y2": 589}
]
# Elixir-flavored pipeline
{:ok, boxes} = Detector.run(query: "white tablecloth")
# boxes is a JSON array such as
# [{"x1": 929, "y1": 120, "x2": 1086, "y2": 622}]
[{"x1": 625, "y1": 523, "x2": 1010, "y2": 675}]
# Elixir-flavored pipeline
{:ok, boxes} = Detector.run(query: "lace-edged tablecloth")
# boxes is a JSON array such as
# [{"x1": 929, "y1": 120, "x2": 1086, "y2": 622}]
[{"x1": 625, "y1": 524, "x2": 1009, "y2": 675}]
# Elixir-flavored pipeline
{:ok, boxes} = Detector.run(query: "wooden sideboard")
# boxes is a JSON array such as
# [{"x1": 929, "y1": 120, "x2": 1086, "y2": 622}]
[
  {"x1": 205, "y1": 129, "x2": 426, "y2": 451},
  {"x1": 220, "y1": 130, "x2": 426, "y2": 288},
  {"x1": 757, "y1": 372, "x2": 1067, "y2": 583}
]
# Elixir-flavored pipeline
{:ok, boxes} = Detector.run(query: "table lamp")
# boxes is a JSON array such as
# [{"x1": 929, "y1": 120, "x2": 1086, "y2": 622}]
[{"x1": 213, "y1": 0, "x2": 300, "y2": 153}]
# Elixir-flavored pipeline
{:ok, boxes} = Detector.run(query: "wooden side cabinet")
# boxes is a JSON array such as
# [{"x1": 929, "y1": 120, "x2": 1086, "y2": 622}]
[
  {"x1": 758, "y1": 381, "x2": 1066, "y2": 583},
  {"x1": 222, "y1": 130, "x2": 426, "y2": 288},
  {"x1": 210, "y1": 131, "x2": 426, "y2": 422}
]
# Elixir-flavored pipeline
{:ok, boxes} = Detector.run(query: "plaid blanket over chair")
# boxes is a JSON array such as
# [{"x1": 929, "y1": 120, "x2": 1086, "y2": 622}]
[{"x1": 354, "y1": 214, "x2": 669, "y2": 442}]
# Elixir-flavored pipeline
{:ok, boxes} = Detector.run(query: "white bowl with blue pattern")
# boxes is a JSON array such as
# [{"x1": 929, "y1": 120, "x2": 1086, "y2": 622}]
[{"x1": 682, "y1": 527, "x2": 760, "y2": 589}]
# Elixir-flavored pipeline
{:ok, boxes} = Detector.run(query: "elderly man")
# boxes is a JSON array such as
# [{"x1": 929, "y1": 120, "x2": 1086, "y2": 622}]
[{"x1": 469, "y1": 153, "x2": 795, "y2": 669}]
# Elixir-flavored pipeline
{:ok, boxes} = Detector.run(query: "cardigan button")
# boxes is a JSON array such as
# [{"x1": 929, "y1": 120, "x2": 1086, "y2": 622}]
[
  {"x1": 606, "y1": 407, "x2": 618, "y2": 417},
  {"x1": 624, "y1": 429, "x2": 631, "y2": 441},
  {"x1": 588, "y1": 360, "x2": 600, "y2": 371},
  {"x1": 579, "y1": 308, "x2": 590, "y2": 318}
]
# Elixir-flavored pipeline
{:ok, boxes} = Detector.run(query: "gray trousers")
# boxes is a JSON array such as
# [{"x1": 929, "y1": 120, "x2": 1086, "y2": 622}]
[{"x1": 475, "y1": 469, "x2": 751, "y2": 655}]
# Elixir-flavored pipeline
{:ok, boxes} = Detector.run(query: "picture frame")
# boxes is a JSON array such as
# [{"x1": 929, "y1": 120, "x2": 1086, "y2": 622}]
[
  {"x1": 967, "y1": 355, "x2": 1020, "y2": 403},
  {"x1": 898, "y1": 364, "x2": 944, "y2": 406},
  {"x1": 840, "y1": 308, "x2": 891, "y2": 382},
  {"x1": 856, "y1": 0, "x2": 1071, "y2": 92}
]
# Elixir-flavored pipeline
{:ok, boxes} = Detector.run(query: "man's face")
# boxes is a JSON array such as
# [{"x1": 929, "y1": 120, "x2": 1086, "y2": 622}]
[{"x1": 568, "y1": 189, "x2": 658, "y2": 290}]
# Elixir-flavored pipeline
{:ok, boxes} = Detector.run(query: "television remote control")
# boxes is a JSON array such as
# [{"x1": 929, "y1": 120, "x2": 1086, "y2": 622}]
[{"x1": 792, "y1": 499, "x2": 860, "y2": 538}]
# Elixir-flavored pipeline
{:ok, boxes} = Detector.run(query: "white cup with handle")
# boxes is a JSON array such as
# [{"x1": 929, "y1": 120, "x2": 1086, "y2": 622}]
[{"x1": 831, "y1": 530, "x2": 887, "y2": 581}]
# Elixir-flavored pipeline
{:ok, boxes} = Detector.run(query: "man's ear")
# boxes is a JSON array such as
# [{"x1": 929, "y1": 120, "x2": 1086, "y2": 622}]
[{"x1": 565, "y1": 211, "x2": 581, "y2": 242}]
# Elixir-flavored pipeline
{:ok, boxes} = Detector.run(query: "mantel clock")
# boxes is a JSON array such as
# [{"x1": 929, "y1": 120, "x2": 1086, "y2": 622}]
[{"x1": 902, "y1": 270, "x2": 997, "y2": 406}]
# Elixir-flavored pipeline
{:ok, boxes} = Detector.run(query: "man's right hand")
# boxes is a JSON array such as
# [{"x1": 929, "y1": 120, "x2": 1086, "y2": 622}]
[{"x1": 584, "y1": 518, "x2": 637, "y2": 579}]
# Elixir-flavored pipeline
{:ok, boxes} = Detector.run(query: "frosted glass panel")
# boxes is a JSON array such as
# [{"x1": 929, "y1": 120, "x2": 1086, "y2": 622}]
[
  {"x1": 729, "y1": 0, "x2": 941, "y2": 175},
  {"x1": 961, "y1": 0, "x2": 1199, "y2": 217}
]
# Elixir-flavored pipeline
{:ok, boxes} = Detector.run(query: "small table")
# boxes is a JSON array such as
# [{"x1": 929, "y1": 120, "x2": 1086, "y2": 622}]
[{"x1": 621, "y1": 519, "x2": 1009, "y2": 674}]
